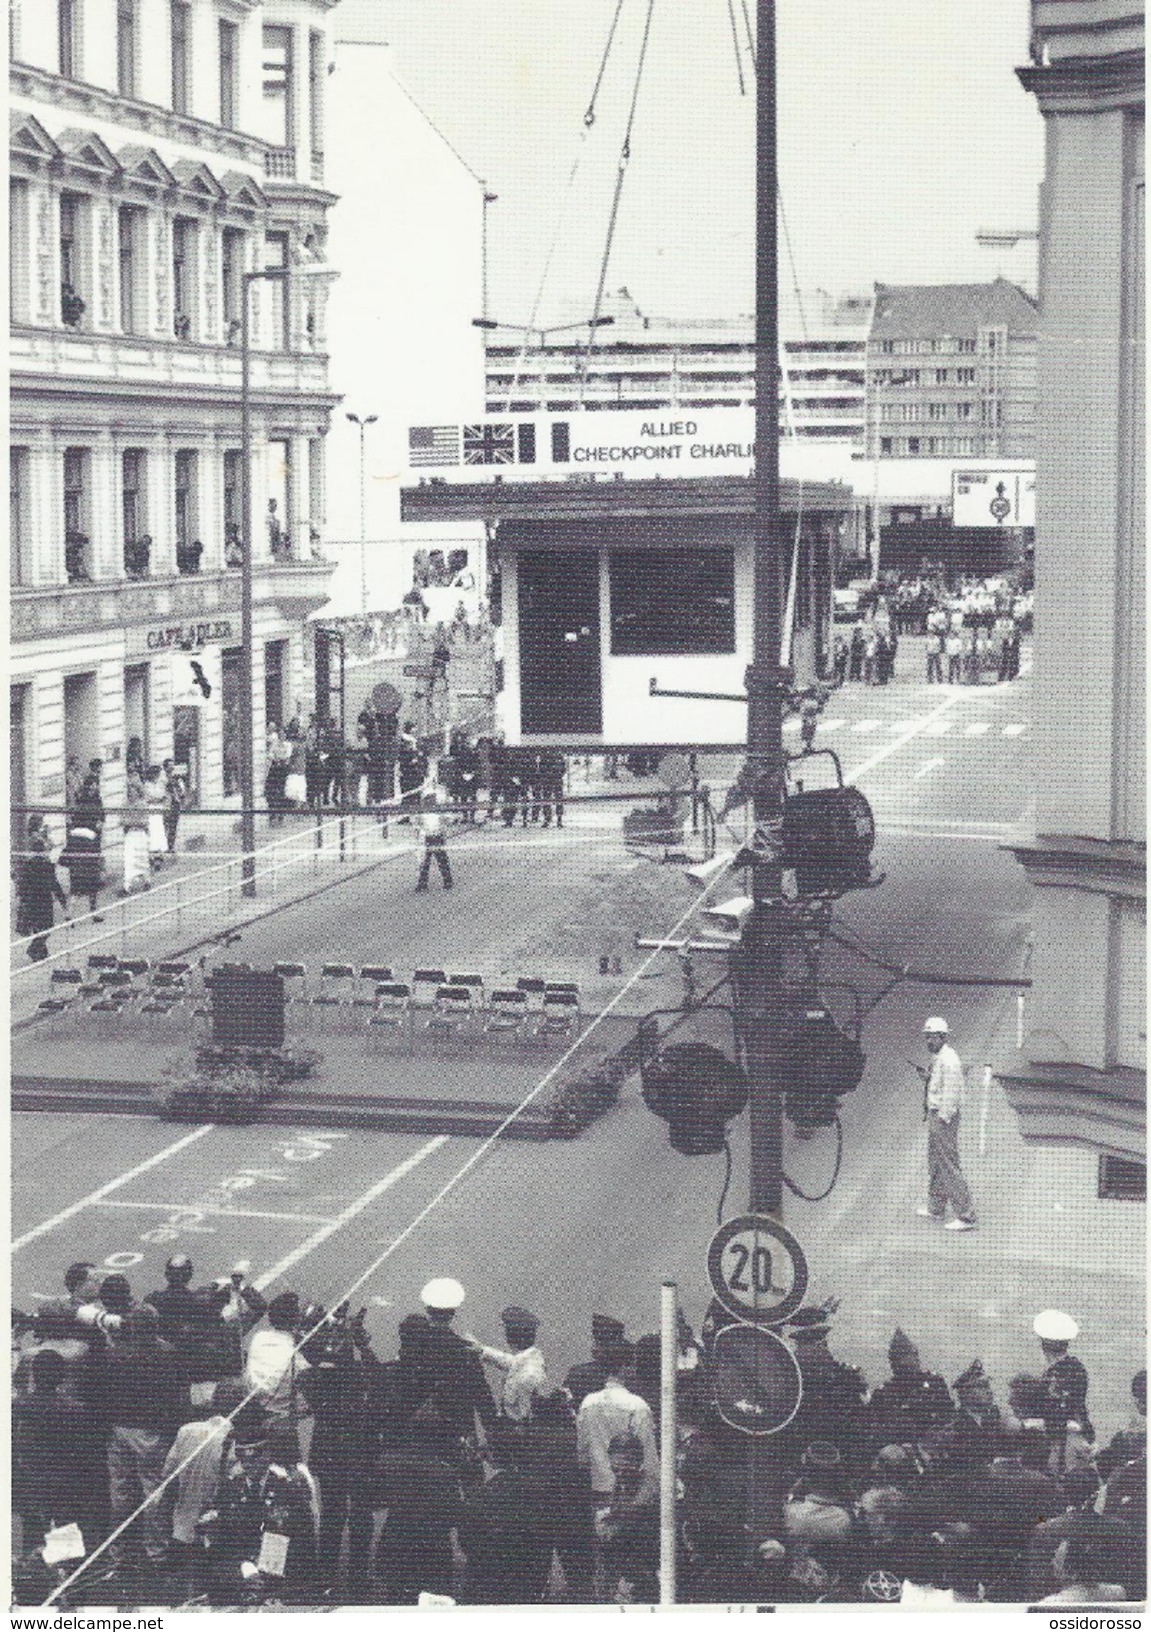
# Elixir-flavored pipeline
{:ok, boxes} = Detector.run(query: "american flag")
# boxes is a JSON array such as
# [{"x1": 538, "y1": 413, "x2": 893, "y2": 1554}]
[
  {"x1": 463, "y1": 422, "x2": 516, "y2": 465},
  {"x1": 409, "y1": 425, "x2": 460, "y2": 467}
]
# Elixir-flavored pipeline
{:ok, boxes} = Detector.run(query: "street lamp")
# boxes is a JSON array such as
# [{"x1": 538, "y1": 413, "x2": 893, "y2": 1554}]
[
  {"x1": 865, "y1": 367, "x2": 915, "y2": 583},
  {"x1": 480, "y1": 188, "x2": 498, "y2": 324},
  {"x1": 345, "y1": 411, "x2": 378, "y2": 613},
  {"x1": 239, "y1": 259, "x2": 336, "y2": 897},
  {"x1": 471, "y1": 316, "x2": 615, "y2": 410}
]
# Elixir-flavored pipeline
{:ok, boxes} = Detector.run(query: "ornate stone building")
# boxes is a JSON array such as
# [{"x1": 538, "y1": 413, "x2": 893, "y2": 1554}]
[{"x1": 9, "y1": 0, "x2": 338, "y2": 842}]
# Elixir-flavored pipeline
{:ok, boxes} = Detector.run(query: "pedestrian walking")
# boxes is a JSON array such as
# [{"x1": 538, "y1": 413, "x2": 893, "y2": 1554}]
[
  {"x1": 121, "y1": 771, "x2": 151, "y2": 893},
  {"x1": 264, "y1": 729, "x2": 290, "y2": 826},
  {"x1": 926, "y1": 623, "x2": 944, "y2": 684},
  {"x1": 162, "y1": 758, "x2": 187, "y2": 854},
  {"x1": 415, "y1": 795, "x2": 453, "y2": 891},
  {"x1": 945, "y1": 627, "x2": 963, "y2": 685},
  {"x1": 16, "y1": 835, "x2": 69, "y2": 961},
  {"x1": 143, "y1": 765, "x2": 168, "y2": 869},
  {"x1": 915, "y1": 1016, "x2": 977, "y2": 1231}
]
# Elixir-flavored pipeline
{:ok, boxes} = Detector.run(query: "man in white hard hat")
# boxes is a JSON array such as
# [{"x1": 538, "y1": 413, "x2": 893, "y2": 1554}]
[
  {"x1": 915, "y1": 1017, "x2": 977, "y2": 1231},
  {"x1": 1033, "y1": 1311, "x2": 1092, "y2": 1438}
]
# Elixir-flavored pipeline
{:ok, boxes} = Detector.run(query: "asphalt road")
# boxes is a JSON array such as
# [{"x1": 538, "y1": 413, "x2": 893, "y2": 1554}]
[{"x1": 11, "y1": 665, "x2": 1145, "y2": 1440}]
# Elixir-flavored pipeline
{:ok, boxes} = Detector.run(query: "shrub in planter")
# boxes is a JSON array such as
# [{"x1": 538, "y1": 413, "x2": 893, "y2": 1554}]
[{"x1": 549, "y1": 1071, "x2": 618, "y2": 1137}]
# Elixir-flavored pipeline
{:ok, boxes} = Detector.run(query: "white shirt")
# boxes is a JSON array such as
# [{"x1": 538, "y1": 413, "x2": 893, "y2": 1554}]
[
  {"x1": 925, "y1": 1042, "x2": 965, "y2": 1122},
  {"x1": 476, "y1": 1342, "x2": 547, "y2": 1421},
  {"x1": 576, "y1": 1380, "x2": 659, "y2": 1496},
  {"x1": 163, "y1": 1415, "x2": 232, "y2": 1543},
  {"x1": 244, "y1": 1328, "x2": 310, "y2": 1421}
]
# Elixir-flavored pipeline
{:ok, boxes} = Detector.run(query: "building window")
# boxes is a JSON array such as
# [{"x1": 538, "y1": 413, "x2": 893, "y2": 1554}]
[
  {"x1": 122, "y1": 449, "x2": 149, "y2": 576},
  {"x1": 9, "y1": 179, "x2": 29, "y2": 322},
  {"x1": 223, "y1": 448, "x2": 242, "y2": 562},
  {"x1": 116, "y1": 0, "x2": 137, "y2": 96},
  {"x1": 264, "y1": 230, "x2": 289, "y2": 348},
  {"x1": 266, "y1": 437, "x2": 291, "y2": 556},
  {"x1": 221, "y1": 227, "x2": 245, "y2": 343},
  {"x1": 308, "y1": 30, "x2": 324, "y2": 178},
  {"x1": 59, "y1": 192, "x2": 87, "y2": 327},
  {"x1": 935, "y1": 368, "x2": 948, "y2": 384},
  {"x1": 953, "y1": 436, "x2": 974, "y2": 456},
  {"x1": 1098, "y1": 1155, "x2": 1146, "y2": 1201},
  {"x1": 58, "y1": 0, "x2": 78, "y2": 77},
  {"x1": 957, "y1": 338, "x2": 976, "y2": 354},
  {"x1": 928, "y1": 402, "x2": 947, "y2": 421},
  {"x1": 307, "y1": 438, "x2": 323, "y2": 549},
  {"x1": 10, "y1": 446, "x2": 30, "y2": 585},
  {"x1": 907, "y1": 437, "x2": 920, "y2": 455},
  {"x1": 956, "y1": 367, "x2": 975, "y2": 384},
  {"x1": 174, "y1": 449, "x2": 200, "y2": 572},
  {"x1": 879, "y1": 339, "x2": 894, "y2": 355},
  {"x1": 609, "y1": 548, "x2": 736, "y2": 655},
  {"x1": 956, "y1": 401, "x2": 973, "y2": 421},
  {"x1": 171, "y1": 1, "x2": 191, "y2": 113},
  {"x1": 117, "y1": 206, "x2": 142, "y2": 334},
  {"x1": 63, "y1": 446, "x2": 91, "y2": 581},
  {"x1": 219, "y1": 18, "x2": 239, "y2": 129},
  {"x1": 262, "y1": 25, "x2": 293, "y2": 150},
  {"x1": 172, "y1": 217, "x2": 196, "y2": 339},
  {"x1": 879, "y1": 437, "x2": 892, "y2": 455}
]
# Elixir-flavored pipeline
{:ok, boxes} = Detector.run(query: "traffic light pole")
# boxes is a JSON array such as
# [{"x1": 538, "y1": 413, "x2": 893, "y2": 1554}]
[{"x1": 742, "y1": 0, "x2": 787, "y2": 1557}]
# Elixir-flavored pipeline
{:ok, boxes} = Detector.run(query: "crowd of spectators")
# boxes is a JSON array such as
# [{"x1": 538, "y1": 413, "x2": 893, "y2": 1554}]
[
  {"x1": 832, "y1": 573, "x2": 1029, "y2": 689},
  {"x1": 11, "y1": 1258, "x2": 1145, "y2": 1609}
]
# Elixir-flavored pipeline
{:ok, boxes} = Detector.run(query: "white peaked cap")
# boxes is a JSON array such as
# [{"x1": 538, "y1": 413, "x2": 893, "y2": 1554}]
[
  {"x1": 1033, "y1": 1309, "x2": 1079, "y2": 1343},
  {"x1": 421, "y1": 1277, "x2": 466, "y2": 1311},
  {"x1": 923, "y1": 1017, "x2": 949, "y2": 1034}
]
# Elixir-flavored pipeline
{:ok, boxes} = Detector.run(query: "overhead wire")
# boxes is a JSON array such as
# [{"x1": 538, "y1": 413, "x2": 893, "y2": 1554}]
[
  {"x1": 726, "y1": 0, "x2": 746, "y2": 96},
  {"x1": 576, "y1": 0, "x2": 658, "y2": 404},
  {"x1": 500, "y1": 0, "x2": 629, "y2": 410},
  {"x1": 38, "y1": 845, "x2": 740, "y2": 1607}
]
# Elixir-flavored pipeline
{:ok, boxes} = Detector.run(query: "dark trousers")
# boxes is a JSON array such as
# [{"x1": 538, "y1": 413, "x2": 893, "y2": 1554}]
[
  {"x1": 315, "y1": 1466, "x2": 375, "y2": 1597},
  {"x1": 927, "y1": 650, "x2": 943, "y2": 683},
  {"x1": 417, "y1": 841, "x2": 453, "y2": 889},
  {"x1": 164, "y1": 810, "x2": 180, "y2": 852}
]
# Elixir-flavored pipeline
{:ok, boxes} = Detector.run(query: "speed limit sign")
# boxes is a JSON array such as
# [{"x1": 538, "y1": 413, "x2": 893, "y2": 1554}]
[{"x1": 706, "y1": 1213, "x2": 808, "y2": 1326}]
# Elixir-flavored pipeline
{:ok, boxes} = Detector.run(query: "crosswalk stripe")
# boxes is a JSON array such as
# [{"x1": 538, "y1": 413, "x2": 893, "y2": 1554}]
[
  {"x1": 964, "y1": 722, "x2": 991, "y2": 736},
  {"x1": 913, "y1": 757, "x2": 945, "y2": 780},
  {"x1": 888, "y1": 719, "x2": 915, "y2": 733},
  {"x1": 1002, "y1": 723, "x2": 1027, "y2": 737},
  {"x1": 852, "y1": 720, "x2": 881, "y2": 733},
  {"x1": 923, "y1": 720, "x2": 954, "y2": 737}
]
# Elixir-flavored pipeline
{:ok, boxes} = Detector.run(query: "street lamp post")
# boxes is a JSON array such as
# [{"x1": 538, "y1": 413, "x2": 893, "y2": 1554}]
[
  {"x1": 346, "y1": 411, "x2": 378, "y2": 613},
  {"x1": 480, "y1": 189, "x2": 498, "y2": 324},
  {"x1": 239, "y1": 260, "x2": 336, "y2": 898}
]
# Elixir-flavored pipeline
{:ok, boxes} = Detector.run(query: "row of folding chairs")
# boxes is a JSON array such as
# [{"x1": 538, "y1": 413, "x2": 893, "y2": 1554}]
[
  {"x1": 264, "y1": 962, "x2": 583, "y2": 1044},
  {"x1": 37, "y1": 954, "x2": 199, "y2": 1030}
]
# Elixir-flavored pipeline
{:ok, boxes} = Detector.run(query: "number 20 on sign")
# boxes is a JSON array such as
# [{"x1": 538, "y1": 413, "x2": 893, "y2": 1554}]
[{"x1": 706, "y1": 1213, "x2": 809, "y2": 1326}]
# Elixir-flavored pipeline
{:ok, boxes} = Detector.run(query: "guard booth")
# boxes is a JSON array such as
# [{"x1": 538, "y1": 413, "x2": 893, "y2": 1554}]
[{"x1": 402, "y1": 413, "x2": 850, "y2": 747}]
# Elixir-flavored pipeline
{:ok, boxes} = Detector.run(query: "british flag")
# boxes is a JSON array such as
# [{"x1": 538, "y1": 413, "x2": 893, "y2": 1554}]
[
  {"x1": 409, "y1": 425, "x2": 460, "y2": 467},
  {"x1": 463, "y1": 422, "x2": 516, "y2": 465}
]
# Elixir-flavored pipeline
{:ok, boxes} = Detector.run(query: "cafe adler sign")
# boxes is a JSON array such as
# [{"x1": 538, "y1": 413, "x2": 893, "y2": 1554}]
[{"x1": 126, "y1": 617, "x2": 235, "y2": 657}]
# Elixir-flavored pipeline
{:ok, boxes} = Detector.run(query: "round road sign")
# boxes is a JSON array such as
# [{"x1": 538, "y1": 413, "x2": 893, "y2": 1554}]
[
  {"x1": 370, "y1": 682, "x2": 403, "y2": 715},
  {"x1": 707, "y1": 1213, "x2": 808, "y2": 1326},
  {"x1": 709, "y1": 1321, "x2": 803, "y2": 1436}
]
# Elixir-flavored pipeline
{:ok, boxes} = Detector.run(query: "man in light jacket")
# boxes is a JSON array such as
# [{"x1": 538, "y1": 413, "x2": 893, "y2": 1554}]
[{"x1": 915, "y1": 1017, "x2": 977, "y2": 1231}]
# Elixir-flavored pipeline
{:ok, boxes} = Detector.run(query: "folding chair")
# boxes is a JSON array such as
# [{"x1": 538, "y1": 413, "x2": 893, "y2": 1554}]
[
  {"x1": 89, "y1": 969, "x2": 134, "y2": 1029},
  {"x1": 448, "y1": 973, "x2": 485, "y2": 1008},
  {"x1": 310, "y1": 964, "x2": 357, "y2": 1031},
  {"x1": 138, "y1": 971, "x2": 188, "y2": 1033},
  {"x1": 484, "y1": 988, "x2": 528, "y2": 1037},
  {"x1": 81, "y1": 952, "x2": 118, "y2": 999},
  {"x1": 411, "y1": 969, "x2": 448, "y2": 1017},
  {"x1": 36, "y1": 967, "x2": 83, "y2": 1030},
  {"x1": 516, "y1": 977, "x2": 547, "y2": 1016},
  {"x1": 544, "y1": 981, "x2": 581, "y2": 1011},
  {"x1": 537, "y1": 988, "x2": 581, "y2": 1044},
  {"x1": 366, "y1": 981, "x2": 411, "y2": 1044},
  {"x1": 353, "y1": 965, "x2": 395, "y2": 1018},
  {"x1": 425, "y1": 984, "x2": 474, "y2": 1037}
]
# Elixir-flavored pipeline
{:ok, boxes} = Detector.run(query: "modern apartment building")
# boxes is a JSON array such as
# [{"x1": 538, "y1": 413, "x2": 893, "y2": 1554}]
[{"x1": 9, "y1": 0, "x2": 339, "y2": 846}]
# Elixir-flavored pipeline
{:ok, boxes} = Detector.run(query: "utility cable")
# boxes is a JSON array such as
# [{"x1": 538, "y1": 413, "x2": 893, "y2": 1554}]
[
  {"x1": 717, "y1": 1137, "x2": 734, "y2": 1223},
  {"x1": 726, "y1": 0, "x2": 747, "y2": 95},
  {"x1": 500, "y1": 0, "x2": 629, "y2": 410},
  {"x1": 782, "y1": 1116, "x2": 843, "y2": 1202},
  {"x1": 828, "y1": 924, "x2": 1031, "y2": 988},
  {"x1": 740, "y1": 0, "x2": 755, "y2": 65},
  {"x1": 576, "y1": 0, "x2": 657, "y2": 404},
  {"x1": 39, "y1": 852, "x2": 735, "y2": 1607}
]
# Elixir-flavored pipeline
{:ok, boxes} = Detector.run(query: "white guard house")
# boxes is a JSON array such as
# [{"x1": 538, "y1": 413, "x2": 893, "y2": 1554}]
[{"x1": 401, "y1": 411, "x2": 853, "y2": 748}]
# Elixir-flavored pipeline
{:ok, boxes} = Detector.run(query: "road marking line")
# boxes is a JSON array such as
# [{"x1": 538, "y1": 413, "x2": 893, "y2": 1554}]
[
  {"x1": 964, "y1": 722, "x2": 991, "y2": 737},
  {"x1": 845, "y1": 691, "x2": 962, "y2": 783},
  {"x1": 1002, "y1": 723, "x2": 1027, "y2": 737},
  {"x1": 96, "y1": 1200, "x2": 338, "y2": 1225},
  {"x1": 922, "y1": 719, "x2": 954, "y2": 736},
  {"x1": 913, "y1": 757, "x2": 945, "y2": 780},
  {"x1": 888, "y1": 719, "x2": 915, "y2": 732},
  {"x1": 253, "y1": 1135, "x2": 449, "y2": 1291},
  {"x1": 851, "y1": 719, "x2": 881, "y2": 733},
  {"x1": 11, "y1": 1123, "x2": 215, "y2": 1253}
]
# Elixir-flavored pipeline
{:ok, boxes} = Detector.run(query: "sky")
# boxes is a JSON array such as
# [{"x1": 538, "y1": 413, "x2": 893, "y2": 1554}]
[{"x1": 335, "y1": 0, "x2": 1045, "y2": 327}]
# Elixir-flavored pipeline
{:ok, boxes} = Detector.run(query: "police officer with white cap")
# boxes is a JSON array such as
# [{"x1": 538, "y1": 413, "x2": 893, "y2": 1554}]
[
  {"x1": 412, "y1": 1278, "x2": 498, "y2": 1448},
  {"x1": 915, "y1": 1016, "x2": 977, "y2": 1231},
  {"x1": 1033, "y1": 1310, "x2": 1092, "y2": 1438}
]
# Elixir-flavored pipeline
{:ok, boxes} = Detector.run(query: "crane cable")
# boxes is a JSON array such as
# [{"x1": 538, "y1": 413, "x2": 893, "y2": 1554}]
[
  {"x1": 500, "y1": 0, "x2": 630, "y2": 410},
  {"x1": 576, "y1": 0, "x2": 658, "y2": 404}
]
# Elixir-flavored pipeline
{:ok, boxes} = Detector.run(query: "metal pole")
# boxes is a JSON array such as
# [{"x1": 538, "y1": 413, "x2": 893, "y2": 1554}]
[
  {"x1": 659, "y1": 1280, "x2": 678, "y2": 1606},
  {"x1": 239, "y1": 272, "x2": 256, "y2": 898},
  {"x1": 739, "y1": 0, "x2": 786, "y2": 1559},
  {"x1": 358, "y1": 420, "x2": 367, "y2": 613}
]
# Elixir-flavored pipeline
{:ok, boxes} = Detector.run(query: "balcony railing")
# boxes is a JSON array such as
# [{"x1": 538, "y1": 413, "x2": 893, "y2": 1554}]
[
  {"x1": 265, "y1": 146, "x2": 296, "y2": 178},
  {"x1": 310, "y1": 149, "x2": 324, "y2": 183}
]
